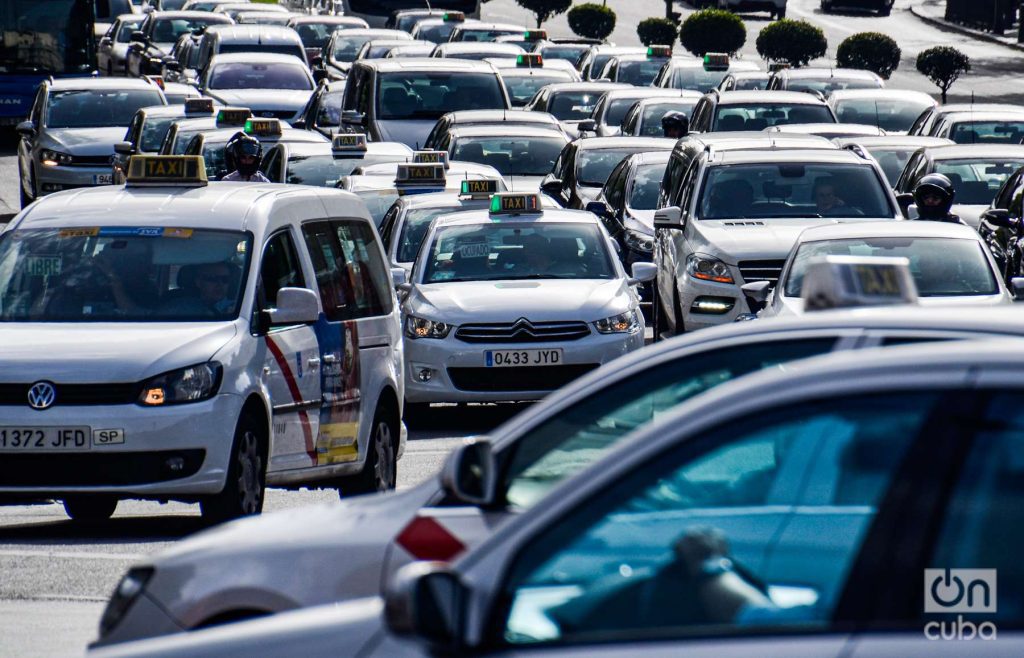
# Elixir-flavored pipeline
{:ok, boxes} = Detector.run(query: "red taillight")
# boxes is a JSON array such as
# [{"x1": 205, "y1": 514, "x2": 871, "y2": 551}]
[{"x1": 395, "y1": 515, "x2": 466, "y2": 562}]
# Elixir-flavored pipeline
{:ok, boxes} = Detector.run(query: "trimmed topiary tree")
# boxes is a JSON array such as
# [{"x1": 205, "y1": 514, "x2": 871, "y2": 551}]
[
  {"x1": 515, "y1": 0, "x2": 572, "y2": 28},
  {"x1": 755, "y1": 19, "x2": 827, "y2": 67},
  {"x1": 836, "y1": 32, "x2": 901, "y2": 79},
  {"x1": 916, "y1": 46, "x2": 971, "y2": 103},
  {"x1": 679, "y1": 9, "x2": 746, "y2": 56},
  {"x1": 567, "y1": 3, "x2": 617, "y2": 41},
  {"x1": 637, "y1": 17, "x2": 678, "y2": 47}
]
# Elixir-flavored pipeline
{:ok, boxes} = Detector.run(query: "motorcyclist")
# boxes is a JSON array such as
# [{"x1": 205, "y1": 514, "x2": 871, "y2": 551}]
[
  {"x1": 912, "y1": 173, "x2": 964, "y2": 224},
  {"x1": 661, "y1": 111, "x2": 689, "y2": 139},
  {"x1": 222, "y1": 132, "x2": 271, "y2": 183}
]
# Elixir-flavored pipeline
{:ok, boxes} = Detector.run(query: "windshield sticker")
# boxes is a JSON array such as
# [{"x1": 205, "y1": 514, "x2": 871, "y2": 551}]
[
  {"x1": 25, "y1": 256, "x2": 61, "y2": 276},
  {"x1": 457, "y1": 242, "x2": 489, "y2": 258},
  {"x1": 58, "y1": 228, "x2": 100, "y2": 238},
  {"x1": 162, "y1": 228, "x2": 194, "y2": 239}
]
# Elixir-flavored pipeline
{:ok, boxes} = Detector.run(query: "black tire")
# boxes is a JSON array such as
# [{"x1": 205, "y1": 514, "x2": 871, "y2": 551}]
[
  {"x1": 201, "y1": 412, "x2": 266, "y2": 524},
  {"x1": 652, "y1": 285, "x2": 669, "y2": 342},
  {"x1": 63, "y1": 496, "x2": 117, "y2": 521},
  {"x1": 402, "y1": 401, "x2": 432, "y2": 429},
  {"x1": 878, "y1": 5, "x2": 891, "y2": 14},
  {"x1": 775, "y1": 7, "x2": 786, "y2": 18},
  {"x1": 338, "y1": 403, "x2": 398, "y2": 498},
  {"x1": 20, "y1": 168, "x2": 34, "y2": 209}
]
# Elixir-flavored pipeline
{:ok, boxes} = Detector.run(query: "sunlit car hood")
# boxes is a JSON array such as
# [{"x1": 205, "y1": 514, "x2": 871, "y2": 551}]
[
  {"x1": 624, "y1": 211, "x2": 655, "y2": 235},
  {"x1": 374, "y1": 119, "x2": 435, "y2": 150},
  {"x1": 952, "y1": 204, "x2": 985, "y2": 230},
  {"x1": 0, "y1": 322, "x2": 237, "y2": 383},
  {"x1": 408, "y1": 278, "x2": 633, "y2": 324},
  {"x1": 44, "y1": 127, "x2": 128, "y2": 155},
  {"x1": 505, "y1": 175, "x2": 544, "y2": 193},
  {"x1": 697, "y1": 218, "x2": 885, "y2": 265}
]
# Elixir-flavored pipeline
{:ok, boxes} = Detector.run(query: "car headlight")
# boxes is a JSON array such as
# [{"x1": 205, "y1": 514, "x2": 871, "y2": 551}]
[
  {"x1": 99, "y1": 566, "x2": 154, "y2": 637},
  {"x1": 623, "y1": 229, "x2": 654, "y2": 254},
  {"x1": 40, "y1": 149, "x2": 73, "y2": 167},
  {"x1": 138, "y1": 362, "x2": 222, "y2": 406},
  {"x1": 686, "y1": 253, "x2": 734, "y2": 284},
  {"x1": 594, "y1": 310, "x2": 640, "y2": 334},
  {"x1": 404, "y1": 315, "x2": 452, "y2": 340}
]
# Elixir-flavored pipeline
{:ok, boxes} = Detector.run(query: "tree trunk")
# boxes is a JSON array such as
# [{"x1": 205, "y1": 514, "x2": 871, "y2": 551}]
[{"x1": 666, "y1": 0, "x2": 674, "y2": 19}]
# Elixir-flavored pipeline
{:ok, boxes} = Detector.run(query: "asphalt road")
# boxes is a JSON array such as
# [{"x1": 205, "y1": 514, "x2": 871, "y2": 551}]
[{"x1": 0, "y1": 1, "x2": 1021, "y2": 655}]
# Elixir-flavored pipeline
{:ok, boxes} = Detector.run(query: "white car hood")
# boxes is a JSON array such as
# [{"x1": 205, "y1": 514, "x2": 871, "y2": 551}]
[
  {"x1": 0, "y1": 323, "x2": 236, "y2": 383},
  {"x1": 45, "y1": 127, "x2": 128, "y2": 156},
  {"x1": 505, "y1": 176, "x2": 544, "y2": 193},
  {"x1": 952, "y1": 204, "x2": 985, "y2": 229},
  {"x1": 697, "y1": 218, "x2": 863, "y2": 265},
  {"x1": 409, "y1": 278, "x2": 632, "y2": 324},
  {"x1": 374, "y1": 119, "x2": 435, "y2": 150},
  {"x1": 624, "y1": 211, "x2": 655, "y2": 235},
  {"x1": 773, "y1": 292, "x2": 1009, "y2": 317},
  {"x1": 205, "y1": 89, "x2": 312, "y2": 117}
]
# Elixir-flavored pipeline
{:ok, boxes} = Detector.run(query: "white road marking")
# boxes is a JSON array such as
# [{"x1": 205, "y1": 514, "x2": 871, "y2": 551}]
[{"x1": 0, "y1": 549, "x2": 142, "y2": 561}]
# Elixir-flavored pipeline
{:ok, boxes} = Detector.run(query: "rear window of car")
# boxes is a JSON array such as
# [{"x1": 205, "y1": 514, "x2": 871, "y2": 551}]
[
  {"x1": 713, "y1": 103, "x2": 834, "y2": 131},
  {"x1": 376, "y1": 71, "x2": 505, "y2": 120}
]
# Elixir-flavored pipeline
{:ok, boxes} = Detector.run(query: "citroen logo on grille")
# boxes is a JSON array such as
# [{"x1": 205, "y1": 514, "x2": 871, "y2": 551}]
[
  {"x1": 511, "y1": 318, "x2": 536, "y2": 336},
  {"x1": 27, "y1": 382, "x2": 56, "y2": 410}
]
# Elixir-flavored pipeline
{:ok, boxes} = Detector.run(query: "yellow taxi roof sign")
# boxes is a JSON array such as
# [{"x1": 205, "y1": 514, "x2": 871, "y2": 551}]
[
  {"x1": 460, "y1": 178, "x2": 499, "y2": 198},
  {"x1": 443, "y1": 11, "x2": 465, "y2": 21},
  {"x1": 703, "y1": 52, "x2": 730, "y2": 71},
  {"x1": 184, "y1": 98, "x2": 216, "y2": 115},
  {"x1": 244, "y1": 118, "x2": 283, "y2": 137},
  {"x1": 216, "y1": 107, "x2": 252, "y2": 127},
  {"x1": 412, "y1": 150, "x2": 449, "y2": 169},
  {"x1": 396, "y1": 162, "x2": 446, "y2": 187},
  {"x1": 802, "y1": 255, "x2": 918, "y2": 312},
  {"x1": 524, "y1": 29, "x2": 547, "y2": 41},
  {"x1": 516, "y1": 53, "x2": 543, "y2": 68},
  {"x1": 332, "y1": 133, "x2": 368, "y2": 156},
  {"x1": 125, "y1": 155, "x2": 208, "y2": 187},
  {"x1": 489, "y1": 192, "x2": 541, "y2": 215},
  {"x1": 647, "y1": 45, "x2": 672, "y2": 58}
]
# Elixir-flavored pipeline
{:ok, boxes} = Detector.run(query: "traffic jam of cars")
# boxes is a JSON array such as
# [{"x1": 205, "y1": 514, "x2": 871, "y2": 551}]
[{"x1": 6, "y1": 0, "x2": 1024, "y2": 656}]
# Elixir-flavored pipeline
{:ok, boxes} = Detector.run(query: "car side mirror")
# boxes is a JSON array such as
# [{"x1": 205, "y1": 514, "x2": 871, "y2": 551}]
[
  {"x1": 131, "y1": 30, "x2": 147, "y2": 44},
  {"x1": 114, "y1": 141, "x2": 134, "y2": 156},
  {"x1": 540, "y1": 178, "x2": 562, "y2": 196},
  {"x1": 385, "y1": 562, "x2": 465, "y2": 651},
  {"x1": 653, "y1": 206, "x2": 684, "y2": 230},
  {"x1": 982, "y1": 208, "x2": 1017, "y2": 229},
  {"x1": 15, "y1": 120, "x2": 35, "y2": 137},
  {"x1": 312, "y1": 68, "x2": 328, "y2": 84},
  {"x1": 391, "y1": 266, "x2": 407, "y2": 288},
  {"x1": 585, "y1": 200, "x2": 610, "y2": 217},
  {"x1": 741, "y1": 280, "x2": 772, "y2": 312},
  {"x1": 629, "y1": 261, "x2": 657, "y2": 284},
  {"x1": 342, "y1": 110, "x2": 366, "y2": 126},
  {"x1": 99, "y1": 37, "x2": 112, "y2": 47},
  {"x1": 261, "y1": 287, "x2": 320, "y2": 328},
  {"x1": 439, "y1": 439, "x2": 494, "y2": 506},
  {"x1": 577, "y1": 118, "x2": 596, "y2": 134},
  {"x1": 895, "y1": 192, "x2": 914, "y2": 218},
  {"x1": 1011, "y1": 277, "x2": 1024, "y2": 301}
]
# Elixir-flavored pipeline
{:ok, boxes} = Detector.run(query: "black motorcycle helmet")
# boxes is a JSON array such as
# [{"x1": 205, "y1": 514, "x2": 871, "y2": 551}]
[
  {"x1": 661, "y1": 111, "x2": 689, "y2": 137},
  {"x1": 227, "y1": 132, "x2": 262, "y2": 176},
  {"x1": 913, "y1": 173, "x2": 956, "y2": 219}
]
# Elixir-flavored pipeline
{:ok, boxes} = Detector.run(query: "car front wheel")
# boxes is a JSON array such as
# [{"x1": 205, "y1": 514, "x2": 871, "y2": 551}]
[
  {"x1": 63, "y1": 496, "x2": 118, "y2": 522},
  {"x1": 201, "y1": 412, "x2": 266, "y2": 524}
]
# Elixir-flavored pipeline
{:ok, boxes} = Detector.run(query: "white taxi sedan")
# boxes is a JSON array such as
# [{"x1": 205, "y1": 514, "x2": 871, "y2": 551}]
[
  {"x1": 751, "y1": 221, "x2": 1021, "y2": 318},
  {"x1": 401, "y1": 192, "x2": 653, "y2": 415},
  {"x1": 0, "y1": 155, "x2": 405, "y2": 523}
]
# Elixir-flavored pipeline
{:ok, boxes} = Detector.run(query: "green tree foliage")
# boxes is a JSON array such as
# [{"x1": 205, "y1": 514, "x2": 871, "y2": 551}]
[
  {"x1": 916, "y1": 46, "x2": 971, "y2": 103},
  {"x1": 515, "y1": 0, "x2": 572, "y2": 28},
  {"x1": 755, "y1": 19, "x2": 827, "y2": 67},
  {"x1": 567, "y1": 3, "x2": 617, "y2": 41},
  {"x1": 637, "y1": 17, "x2": 678, "y2": 47},
  {"x1": 836, "y1": 32, "x2": 901, "y2": 79},
  {"x1": 679, "y1": 9, "x2": 746, "y2": 56}
]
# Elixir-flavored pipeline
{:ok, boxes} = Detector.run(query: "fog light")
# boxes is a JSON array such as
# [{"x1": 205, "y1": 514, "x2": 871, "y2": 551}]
[
  {"x1": 416, "y1": 368, "x2": 434, "y2": 383},
  {"x1": 164, "y1": 456, "x2": 185, "y2": 472},
  {"x1": 691, "y1": 296, "x2": 735, "y2": 314},
  {"x1": 40, "y1": 183, "x2": 64, "y2": 193}
]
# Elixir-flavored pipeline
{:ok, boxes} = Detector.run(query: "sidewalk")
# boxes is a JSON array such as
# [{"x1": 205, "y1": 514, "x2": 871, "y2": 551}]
[{"x1": 910, "y1": 0, "x2": 1024, "y2": 52}]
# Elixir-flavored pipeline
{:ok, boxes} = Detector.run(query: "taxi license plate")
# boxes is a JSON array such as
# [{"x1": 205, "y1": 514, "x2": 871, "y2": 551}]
[
  {"x1": 94, "y1": 174, "x2": 113, "y2": 185},
  {"x1": 485, "y1": 349, "x2": 563, "y2": 367},
  {"x1": 0, "y1": 427, "x2": 90, "y2": 451}
]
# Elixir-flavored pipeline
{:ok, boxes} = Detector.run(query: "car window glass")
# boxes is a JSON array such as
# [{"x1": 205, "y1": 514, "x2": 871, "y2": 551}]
[
  {"x1": 45, "y1": 89, "x2": 165, "y2": 129},
  {"x1": 628, "y1": 162, "x2": 668, "y2": 210},
  {"x1": 934, "y1": 159, "x2": 1024, "y2": 205},
  {"x1": 602, "y1": 161, "x2": 627, "y2": 209},
  {"x1": 332, "y1": 220, "x2": 392, "y2": 318},
  {"x1": 376, "y1": 71, "x2": 505, "y2": 121},
  {"x1": 259, "y1": 230, "x2": 305, "y2": 308},
  {"x1": 502, "y1": 339, "x2": 838, "y2": 510},
  {"x1": 501, "y1": 392, "x2": 937, "y2": 645}
]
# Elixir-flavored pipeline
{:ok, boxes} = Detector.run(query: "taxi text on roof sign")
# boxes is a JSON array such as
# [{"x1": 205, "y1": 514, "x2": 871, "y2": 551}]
[
  {"x1": 126, "y1": 155, "x2": 209, "y2": 187},
  {"x1": 489, "y1": 192, "x2": 541, "y2": 215},
  {"x1": 216, "y1": 107, "x2": 252, "y2": 127},
  {"x1": 443, "y1": 11, "x2": 465, "y2": 21},
  {"x1": 184, "y1": 98, "x2": 216, "y2": 115},
  {"x1": 516, "y1": 53, "x2": 543, "y2": 68},
  {"x1": 396, "y1": 163, "x2": 446, "y2": 186},
  {"x1": 333, "y1": 133, "x2": 368, "y2": 155},
  {"x1": 460, "y1": 178, "x2": 499, "y2": 198},
  {"x1": 245, "y1": 118, "x2": 283, "y2": 137},
  {"x1": 523, "y1": 29, "x2": 547, "y2": 41},
  {"x1": 703, "y1": 52, "x2": 729, "y2": 71},
  {"x1": 412, "y1": 150, "x2": 449, "y2": 168},
  {"x1": 647, "y1": 45, "x2": 672, "y2": 58},
  {"x1": 802, "y1": 255, "x2": 918, "y2": 312}
]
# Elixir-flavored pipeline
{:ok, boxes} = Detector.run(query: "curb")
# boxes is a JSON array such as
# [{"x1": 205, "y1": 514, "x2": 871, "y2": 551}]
[{"x1": 909, "y1": 2, "x2": 1024, "y2": 53}]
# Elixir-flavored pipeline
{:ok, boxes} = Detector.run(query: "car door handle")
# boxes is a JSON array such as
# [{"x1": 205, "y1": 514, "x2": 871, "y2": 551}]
[
  {"x1": 322, "y1": 353, "x2": 338, "y2": 365},
  {"x1": 307, "y1": 357, "x2": 321, "y2": 368}
]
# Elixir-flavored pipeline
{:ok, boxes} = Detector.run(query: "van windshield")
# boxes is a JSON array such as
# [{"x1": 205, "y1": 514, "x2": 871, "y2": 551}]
[
  {"x1": 0, "y1": 228, "x2": 252, "y2": 322},
  {"x1": 376, "y1": 71, "x2": 505, "y2": 120}
]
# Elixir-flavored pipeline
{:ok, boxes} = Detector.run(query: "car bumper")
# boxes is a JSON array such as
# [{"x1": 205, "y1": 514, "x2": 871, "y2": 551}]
[
  {"x1": 678, "y1": 274, "x2": 745, "y2": 331},
  {"x1": 91, "y1": 588, "x2": 185, "y2": 648},
  {"x1": 0, "y1": 393, "x2": 243, "y2": 497},
  {"x1": 404, "y1": 330, "x2": 643, "y2": 403},
  {"x1": 34, "y1": 163, "x2": 114, "y2": 196}
]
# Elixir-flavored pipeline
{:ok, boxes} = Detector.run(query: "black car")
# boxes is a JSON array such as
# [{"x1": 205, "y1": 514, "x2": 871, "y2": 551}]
[
  {"x1": 126, "y1": 11, "x2": 231, "y2": 78},
  {"x1": 293, "y1": 80, "x2": 348, "y2": 139},
  {"x1": 979, "y1": 166, "x2": 1024, "y2": 280}
]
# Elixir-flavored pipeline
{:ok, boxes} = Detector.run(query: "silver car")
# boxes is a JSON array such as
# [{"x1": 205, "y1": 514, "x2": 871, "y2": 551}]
[
  {"x1": 98, "y1": 14, "x2": 144, "y2": 76},
  {"x1": 16, "y1": 77, "x2": 166, "y2": 208}
]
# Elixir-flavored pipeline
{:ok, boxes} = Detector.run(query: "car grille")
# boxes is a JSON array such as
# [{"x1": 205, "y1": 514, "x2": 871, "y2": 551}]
[
  {"x1": 0, "y1": 383, "x2": 139, "y2": 407},
  {"x1": 0, "y1": 450, "x2": 205, "y2": 486},
  {"x1": 447, "y1": 364, "x2": 598, "y2": 392},
  {"x1": 455, "y1": 319, "x2": 591, "y2": 344},
  {"x1": 737, "y1": 259, "x2": 786, "y2": 284},
  {"x1": 67, "y1": 155, "x2": 113, "y2": 167}
]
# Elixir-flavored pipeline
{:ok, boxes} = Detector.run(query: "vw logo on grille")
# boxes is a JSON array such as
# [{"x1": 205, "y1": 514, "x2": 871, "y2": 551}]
[{"x1": 27, "y1": 382, "x2": 56, "y2": 410}]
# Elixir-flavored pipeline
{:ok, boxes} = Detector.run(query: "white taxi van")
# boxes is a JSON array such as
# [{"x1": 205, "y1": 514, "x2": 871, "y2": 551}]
[{"x1": 0, "y1": 155, "x2": 404, "y2": 523}]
